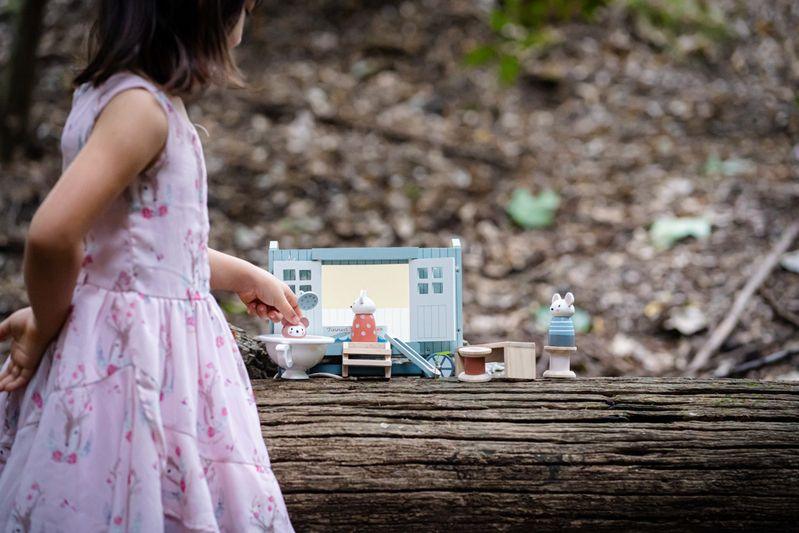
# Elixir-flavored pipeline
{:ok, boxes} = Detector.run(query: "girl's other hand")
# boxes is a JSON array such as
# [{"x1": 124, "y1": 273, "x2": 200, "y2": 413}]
[
  {"x1": 237, "y1": 269, "x2": 303, "y2": 325},
  {"x1": 0, "y1": 307, "x2": 52, "y2": 392}
]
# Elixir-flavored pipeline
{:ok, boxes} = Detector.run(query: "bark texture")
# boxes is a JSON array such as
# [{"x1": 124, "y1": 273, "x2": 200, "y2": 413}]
[{"x1": 254, "y1": 377, "x2": 799, "y2": 532}]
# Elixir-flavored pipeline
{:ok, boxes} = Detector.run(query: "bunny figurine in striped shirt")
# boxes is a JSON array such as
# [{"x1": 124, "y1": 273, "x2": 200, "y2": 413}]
[
  {"x1": 548, "y1": 292, "x2": 576, "y2": 347},
  {"x1": 544, "y1": 292, "x2": 578, "y2": 379}
]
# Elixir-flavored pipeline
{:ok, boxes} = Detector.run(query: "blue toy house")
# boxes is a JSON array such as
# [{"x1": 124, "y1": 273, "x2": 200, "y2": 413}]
[{"x1": 267, "y1": 239, "x2": 464, "y2": 377}]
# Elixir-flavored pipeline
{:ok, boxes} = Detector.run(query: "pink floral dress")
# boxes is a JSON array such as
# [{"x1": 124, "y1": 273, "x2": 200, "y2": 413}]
[{"x1": 0, "y1": 73, "x2": 293, "y2": 532}]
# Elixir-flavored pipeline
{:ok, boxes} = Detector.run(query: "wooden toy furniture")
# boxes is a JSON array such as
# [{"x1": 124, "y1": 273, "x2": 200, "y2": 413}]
[
  {"x1": 341, "y1": 342, "x2": 393, "y2": 378},
  {"x1": 457, "y1": 346, "x2": 492, "y2": 382},
  {"x1": 543, "y1": 345, "x2": 577, "y2": 378},
  {"x1": 456, "y1": 341, "x2": 536, "y2": 379}
]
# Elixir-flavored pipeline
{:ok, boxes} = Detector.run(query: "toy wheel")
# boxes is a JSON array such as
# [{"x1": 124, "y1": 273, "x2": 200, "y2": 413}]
[{"x1": 426, "y1": 353, "x2": 455, "y2": 378}]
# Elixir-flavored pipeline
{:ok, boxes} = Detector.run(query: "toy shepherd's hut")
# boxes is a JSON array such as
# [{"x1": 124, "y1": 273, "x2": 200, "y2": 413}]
[{"x1": 267, "y1": 239, "x2": 464, "y2": 377}]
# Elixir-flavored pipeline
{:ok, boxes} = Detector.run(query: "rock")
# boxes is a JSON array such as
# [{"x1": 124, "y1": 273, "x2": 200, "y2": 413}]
[{"x1": 780, "y1": 250, "x2": 799, "y2": 274}]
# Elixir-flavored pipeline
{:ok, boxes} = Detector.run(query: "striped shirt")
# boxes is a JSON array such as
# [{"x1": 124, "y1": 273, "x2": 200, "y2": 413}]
[{"x1": 548, "y1": 316, "x2": 575, "y2": 347}]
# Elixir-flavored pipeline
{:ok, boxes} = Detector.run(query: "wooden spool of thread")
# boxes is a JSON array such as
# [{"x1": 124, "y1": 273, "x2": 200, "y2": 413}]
[{"x1": 457, "y1": 346, "x2": 492, "y2": 383}]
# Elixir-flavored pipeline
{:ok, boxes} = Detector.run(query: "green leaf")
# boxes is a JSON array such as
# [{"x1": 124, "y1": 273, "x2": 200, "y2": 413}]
[
  {"x1": 650, "y1": 217, "x2": 711, "y2": 250},
  {"x1": 704, "y1": 155, "x2": 754, "y2": 176},
  {"x1": 532, "y1": 305, "x2": 591, "y2": 334},
  {"x1": 572, "y1": 308, "x2": 592, "y2": 334},
  {"x1": 220, "y1": 298, "x2": 248, "y2": 315},
  {"x1": 489, "y1": 8, "x2": 510, "y2": 32},
  {"x1": 533, "y1": 305, "x2": 550, "y2": 333},
  {"x1": 498, "y1": 54, "x2": 521, "y2": 85},
  {"x1": 464, "y1": 45, "x2": 497, "y2": 67},
  {"x1": 506, "y1": 188, "x2": 561, "y2": 229}
]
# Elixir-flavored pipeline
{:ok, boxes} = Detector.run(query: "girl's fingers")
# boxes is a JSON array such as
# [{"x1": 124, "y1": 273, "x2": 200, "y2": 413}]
[
  {"x1": 256, "y1": 304, "x2": 269, "y2": 318},
  {"x1": 282, "y1": 287, "x2": 303, "y2": 322},
  {"x1": 284, "y1": 288, "x2": 299, "y2": 310},
  {"x1": 5, "y1": 374, "x2": 29, "y2": 392},
  {"x1": 274, "y1": 293, "x2": 300, "y2": 325},
  {"x1": 0, "y1": 316, "x2": 10, "y2": 342},
  {"x1": 286, "y1": 292, "x2": 303, "y2": 320},
  {"x1": 0, "y1": 366, "x2": 15, "y2": 391}
]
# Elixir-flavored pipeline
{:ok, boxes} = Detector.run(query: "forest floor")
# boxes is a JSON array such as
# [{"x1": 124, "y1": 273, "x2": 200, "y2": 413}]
[{"x1": 0, "y1": 0, "x2": 797, "y2": 379}]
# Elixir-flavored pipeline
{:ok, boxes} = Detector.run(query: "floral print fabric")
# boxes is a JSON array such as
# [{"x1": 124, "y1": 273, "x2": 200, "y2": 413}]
[{"x1": 0, "y1": 73, "x2": 293, "y2": 532}]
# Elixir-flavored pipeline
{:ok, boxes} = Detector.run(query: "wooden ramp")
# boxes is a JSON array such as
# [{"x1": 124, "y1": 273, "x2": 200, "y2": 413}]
[{"x1": 254, "y1": 378, "x2": 799, "y2": 532}]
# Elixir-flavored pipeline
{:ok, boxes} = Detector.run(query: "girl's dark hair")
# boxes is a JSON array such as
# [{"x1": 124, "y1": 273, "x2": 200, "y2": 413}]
[{"x1": 75, "y1": 0, "x2": 260, "y2": 94}]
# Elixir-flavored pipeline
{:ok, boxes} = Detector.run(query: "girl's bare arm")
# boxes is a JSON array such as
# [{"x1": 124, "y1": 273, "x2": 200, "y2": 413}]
[
  {"x1": 208, "y1": 248, "x2": 301, "y2": 324},
  {"x1": 24, "y1": 89, "x2": 167, "y2": 342}
]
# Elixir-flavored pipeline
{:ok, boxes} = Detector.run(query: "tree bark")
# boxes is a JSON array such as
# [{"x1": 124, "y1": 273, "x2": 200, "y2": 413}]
[
  {"x1": 253, "y1": 377, "x2": 799, "y2": 532},
  {"x1": 0, "y1": 0, "x2": 49, "y2": 161},
  {"x1": 230, "y1": 324, "x2": 277, "y2": 379}
]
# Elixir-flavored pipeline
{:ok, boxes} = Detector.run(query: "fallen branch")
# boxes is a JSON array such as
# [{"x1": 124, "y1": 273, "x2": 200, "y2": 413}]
[
  {"x1": 722, "y1": 344, "x2": 799, "y2": 377},
  {"x1": 687, "y1": 222, "x2": 799, "y2": 375}
]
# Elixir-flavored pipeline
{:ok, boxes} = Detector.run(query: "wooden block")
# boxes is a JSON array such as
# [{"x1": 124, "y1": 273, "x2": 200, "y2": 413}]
[{"x1": 504, "y1": 343, "x2": 536, "y2": 380}]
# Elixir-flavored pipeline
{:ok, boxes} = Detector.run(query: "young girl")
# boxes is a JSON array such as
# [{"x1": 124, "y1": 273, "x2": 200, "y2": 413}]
[{"x1": 0, "y1": 1, "x2": 299, "y2": 530}]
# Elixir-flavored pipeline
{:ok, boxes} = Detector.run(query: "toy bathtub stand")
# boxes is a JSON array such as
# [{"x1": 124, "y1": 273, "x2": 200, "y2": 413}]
[
  {"x1": 342, "y1": 342, "x2": 393, "y2": 378},
  {"x1": 543, "y1": 345, "x2": 577, "y2": 379},
  {"x1": 456, "y1": 341, "x2": 536, "y2": 380}
]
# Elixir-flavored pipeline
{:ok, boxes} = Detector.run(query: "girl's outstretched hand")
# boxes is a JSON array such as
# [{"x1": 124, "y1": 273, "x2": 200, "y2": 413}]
[
  {"x1": 0, "y1": 307, "x2": 52, "y2": 392},
  {"x1": 237, "y1": 269, "x2": 303, "y2": 325}
]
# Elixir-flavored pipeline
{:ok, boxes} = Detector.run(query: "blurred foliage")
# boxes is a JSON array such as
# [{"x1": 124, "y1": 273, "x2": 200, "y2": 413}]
[
  {"x1": 467, "y1": 0, "x2": 731, "y2": 85},
  {"x1": 533, "y1": 304, "x2": 592, "y2": 334},
  {"x1": 650, "y1": 216, "x2": 711, "y2": 251},
  {"x1": 703, "y1": 155, "x2": 755, "y2": 177},
  {"x1": 219, "y1": 297, "x2": 248, "y2": 315},
  {"x1": 506, "y1": 188, "x2": 561, "y2": 229}
]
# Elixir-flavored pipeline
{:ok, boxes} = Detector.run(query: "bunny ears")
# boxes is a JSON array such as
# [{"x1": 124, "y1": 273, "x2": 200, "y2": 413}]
[{"x1": 552, "y1": 292, "x2": 575, "y2": 305}]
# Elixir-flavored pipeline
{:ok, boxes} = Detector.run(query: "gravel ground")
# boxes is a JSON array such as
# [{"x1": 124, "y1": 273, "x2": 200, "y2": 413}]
[{"x1": 0, "y1": 0, "x2": 797, "y2": 378}]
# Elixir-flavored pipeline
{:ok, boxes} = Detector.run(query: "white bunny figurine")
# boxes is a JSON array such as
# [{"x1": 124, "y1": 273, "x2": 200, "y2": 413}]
[
  {"x1": 351, "y1": 290, "x2": 377, "y2": 342},
  {"x1": 548, "y1": 292, "x2": 576, "y2": 347}
]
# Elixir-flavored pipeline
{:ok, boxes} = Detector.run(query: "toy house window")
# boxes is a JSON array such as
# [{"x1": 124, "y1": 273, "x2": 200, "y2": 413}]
[
  {"x1": 418, "y1": 268, "x2": 428, "y2": 279},
  {"x1": 288, "y1": 285, "x2": 296, "y2": 293},
  {"x1": 432, "y1": 282, "x2": 443, "y2": 294},
  {"x1": 299, "y1": 284, "x2": 312, "y2": 293},
  {"x1": 432, "y1": 267, "x2": 442, "y2": 279},
  {"x1": 299, "y1": 270, "x2": 311, "y2": 281},
  {"x1": 418, "y1": 283, "x2": 429, "y2": 295},
  {"x1": 283, "y1": 269, "x2": 295, "y2": 281}
]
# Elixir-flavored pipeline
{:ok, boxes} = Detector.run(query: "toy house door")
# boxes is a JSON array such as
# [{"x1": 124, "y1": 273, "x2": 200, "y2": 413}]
[
  {"x1": 274, "y1": 260, "x2": 322, "y2": 335},
  {"x1": 409, "y1": 258, "x2": 456, "y2": 342}
]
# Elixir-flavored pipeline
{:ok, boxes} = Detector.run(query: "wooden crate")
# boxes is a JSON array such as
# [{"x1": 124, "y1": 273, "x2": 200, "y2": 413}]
[{"x1": 342, "y1": 342, "x2": 393, "y2": 378}]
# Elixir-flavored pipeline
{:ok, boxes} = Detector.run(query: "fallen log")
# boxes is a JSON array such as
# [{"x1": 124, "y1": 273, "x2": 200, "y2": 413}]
[{"x1": 255, "y1": 378, "x2": 799, "y2": 532}]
